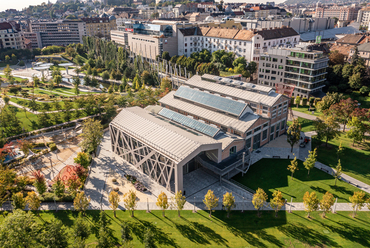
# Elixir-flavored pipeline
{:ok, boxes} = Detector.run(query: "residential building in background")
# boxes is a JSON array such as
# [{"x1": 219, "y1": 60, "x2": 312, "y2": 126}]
[
  {"x1": 349, "y1": 42, "x2": 370, "y2": 66},
  {"x1": 30, "y1": 20, "x2": 86, "y2": 47},
  {"x1": 257, "y1": 47, "x2": 329, "y2": 98},
  {"x1": 315, "y1": 3, "x2": 360, "y2": 21},
  {"x1": 357, "y1": 7, "x2": 370, "y2": 27},
  {"x1": 110, "y1": 74, "x2": 288, "y2": 193},
  {"x1": 330, "y1": 33, "x2": 370, "y2": 61},
  {"x1": 0, "y1": 21, "x2": 25, "y2": 50},
  {"x1": 81, "y1": 15, "x2": 116, "y2": 40},
  {"x1": 177, "y1": 26, "x2": 299, "y2": 62},
  {"x1": 22, "y1": 32, "x2": 42, "y2": 49}
]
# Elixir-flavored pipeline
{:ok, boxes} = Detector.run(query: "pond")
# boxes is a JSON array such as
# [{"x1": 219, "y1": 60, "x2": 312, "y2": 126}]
[{"x1": 4, "y1": 148, "x2": 25, "y2": 164}]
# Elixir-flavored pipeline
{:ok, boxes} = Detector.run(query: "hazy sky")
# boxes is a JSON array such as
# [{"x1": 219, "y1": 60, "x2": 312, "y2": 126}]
[{"x1": 0, "y1": 0, "x2": 56, "y2": 12}]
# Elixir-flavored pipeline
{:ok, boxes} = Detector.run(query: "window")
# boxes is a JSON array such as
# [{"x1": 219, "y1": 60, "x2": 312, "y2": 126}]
[
  {"x1": 246, "y1": 131, "x2": 252, "y2": 137},
  {"x1": 262, "y1": 129, "x2": 267, "y2": 140},
  {"x1": 273, "y1": 58, "x2": 278, "y2": 62},
  {"x1": 229, "y1": 146, "x2": 237, "y2": 156},
  {"x1": 263, "y1": 122, "x2": 268, "y2": 128},
  {"x1": 281, "y1": 120, "x2": 285, "y2": 130},
  {"x1": 246, "y1": 138, "x2": 251, "y2": 149},
  {"x1": 254, "y1": 127, "x2": 261, "y2": 133},
  {"x1": 278, "y1": 65, "x2": 283, "y2": 69},
  {"x1": 185, "y1": 49, "x2": 187, "y2": 52}
]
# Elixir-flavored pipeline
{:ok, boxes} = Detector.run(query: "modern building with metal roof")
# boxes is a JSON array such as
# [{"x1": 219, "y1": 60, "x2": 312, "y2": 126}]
[{"x1": 110, "y1": 75, "x2": 289, "y2": 193}]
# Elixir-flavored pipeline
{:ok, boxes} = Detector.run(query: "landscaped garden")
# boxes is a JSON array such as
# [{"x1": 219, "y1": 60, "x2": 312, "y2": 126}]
[
  {"x1": 1, "y1": 210, "x2": 370, "y2": 247},
  {"x1": 232, "y1": 158, "x2": 367, "y2": 202},
  {"x1": 287, "y1": 117, "x2": 316, "y2": 132}
]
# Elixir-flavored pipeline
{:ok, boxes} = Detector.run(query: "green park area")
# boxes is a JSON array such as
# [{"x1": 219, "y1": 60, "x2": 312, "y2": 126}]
[
  {"x1": 0, "y1": 75, "x2": 26, "y2": 82},
  {"x1": 287, "y1": 117, "x2": 316, "y2": 132},
  {"x1": 232, "y1": 159, "x2": 367, "y2": 203},
  {"x1": 313, "y1": 133, "x2": 370, "y2": 186},
  {"x1": 1, "y1": 210, "x2": 370, "y2": 247}
]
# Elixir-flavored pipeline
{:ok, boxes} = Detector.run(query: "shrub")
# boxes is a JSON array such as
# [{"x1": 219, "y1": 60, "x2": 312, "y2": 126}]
[
  {"x1": 359, "y1": 86, "x2": 370, "y2": 95},
  {"x1": 302, "y1": 97, "x2": 308, "y2": 106},
  {"x1": 328, "y1": 86, "x2": 338, "y2": 92},
  {"x1": 112, "y1": 178, "x2": 117, "y2": 183},
  {"x1": 114, "y1": 187, "x2": 119, "y2": 192},
  {"x1": 290, "y1": 96, "x2": 295, "y2": 106},
  {"x1": 19, "y1": 60, "x2": 25, "y2": 66},
  {"x1": 48, "y1": 143, "x2": 57, "y2": 151},
  {"x1": 8, "y1": 86, "x2": 21, "y2": 94}
]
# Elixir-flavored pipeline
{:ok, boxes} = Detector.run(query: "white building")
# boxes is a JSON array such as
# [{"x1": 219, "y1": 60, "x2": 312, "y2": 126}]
[{"x1": 177, "y1": 26, "x2": 300, "y2": 62}]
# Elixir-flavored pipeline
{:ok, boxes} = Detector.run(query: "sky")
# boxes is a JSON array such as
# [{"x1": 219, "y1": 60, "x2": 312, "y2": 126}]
[{"x1": 0, "y1": 0, "x2": 56, "y2": 12}]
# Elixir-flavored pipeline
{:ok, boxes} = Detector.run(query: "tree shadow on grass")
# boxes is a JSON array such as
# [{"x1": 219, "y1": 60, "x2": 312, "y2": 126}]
[
  {"x1": 277, "y1": 222, "x2": 340, "y2": 247},
  {"x1": 189, "y1": 221, "x2": 229, "y2": 247},
  {"x1": 172, "y1": 222, "x2": 210, "y2": 245},
  {"x1": 129, "y1": 217, "x2": 179, "y2": 248},
  {"x1": 329, "y1": 185, "x2": 354, "y2": 196},
  {"x1": 50, "y1": 210, "x2": 77, "y2": 227},
  {"x1": 321, "y1": 220, "x2": 370, "y2": 247}
]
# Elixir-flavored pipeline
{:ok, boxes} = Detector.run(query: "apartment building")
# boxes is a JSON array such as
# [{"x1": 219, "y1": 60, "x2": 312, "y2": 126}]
[
  {"x1": 30, "y1": 20, "x2": 86, "y2": 47},
  {"x1": 177, "y1": 26, "x2": 300, "y2": 62},
  {"x1": 0, "y1": 21, "x2": 25, "y2": 50},
  {"x1": 81, "y1": 16, "x2": 116, "y2": 40},
  {"x1": 315, "y1": 4, "x2": 360, "y2": 21},
  {"x1": 257, "y1": 47, "x2": 329, "y2": 98},
  {"x1": 357, "y1": 7, "x2": 370, "y2": 26}
]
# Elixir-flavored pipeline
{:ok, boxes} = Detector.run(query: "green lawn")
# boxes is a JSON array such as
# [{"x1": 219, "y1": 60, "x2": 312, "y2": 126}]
[
  {"x1": 291, "y1": 105, "x2": 322, "y2": 117},
  {"x1": 1, "y1": 210, "x2": 370, "y2": 247},
  {"x1": 220, "y1": 71, "x2": 240, "y2": 77},
  {"x1": 287, "y1": 117, "x2": 316, "y2": 132},
  {"x1": 9, "y1": 105, "x2": 39, "y2": 131},
  {"x1": 232, "y1": 159, "x2": 367, "y2": 203},
  {"x1": 313, "y1": 133, "x2": 370, "y2": 186},
  {"x1": 0, "y1": 75, "x2": 26, "y2": 82},
  {"x1": 344, "y1": 91, "x2": 370, "y2": 108},
  {"x1": 10, "y1": 97, "x2": 67, "y2": 110}
]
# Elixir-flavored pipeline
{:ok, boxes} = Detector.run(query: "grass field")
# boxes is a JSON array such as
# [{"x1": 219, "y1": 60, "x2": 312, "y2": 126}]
[
  {"x1": 1, "y1": 210, "x2": 370, "y2": 247},
  {"x1": 232, "y1": 159, "x2": 367, "y2": 203},
  {"x1": 344, "y1": 91, "x2": 370, "y2": 108},
  {"x1": 10, "y1": 97, "x2": 67, "y2": 110},
  {"x1": 291, "y1": 105, "x2": 322, "y2": 117},
  {"x1": 312, "y1": 133, "x2": 370, "y2": 186},
  {"x1": 0, "y1": 75, "x2": 26, "y2": 82},
  {"x1": 287, "y1": 117, "x2": 316, "y2": 132}
]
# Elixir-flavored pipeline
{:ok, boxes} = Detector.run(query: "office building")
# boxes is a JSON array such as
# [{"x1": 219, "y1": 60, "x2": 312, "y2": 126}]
[
  {"x1": 81, "y1": 16, "x2": 116, "y2": 40},
  {"x1": 257, "y1": 47, "x2": 329, "y2": 98},
  {"x1": 110, "y1": 74, "x2": 288, "y2": 192},
  {"x1": 30, "y1": 20, "x2": 86, "y2": 47},
  {"x1": 315, "y1": 4, "x2": 360, "y2": 21}
]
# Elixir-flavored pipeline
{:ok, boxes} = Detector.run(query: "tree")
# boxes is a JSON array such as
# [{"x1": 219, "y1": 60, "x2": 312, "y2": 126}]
[
  {"x1": 71, "y1": 212, "x2": 90, "y2": 240},
  {"x1": 316, "y1": 92, "x2": 345, "y2": 112},
  {"x1": 342, "y1": 64, "x2": 354, "y2": 79},
  {"x1": 303, "y1": 191, "x2": 319, "y2": 218},
  {"x1": 349, "y1": 72, "x2": 362, "y2": 90},
  {"x1": 160, "y1": 77, "x2": 172, "y2": 91},
  {"x1": 287, "y1": 118, "x2": 301, "y2": 152},
  {"x1": 74, "y1": 191, "x2": 91, "y2": 214},
  {"x1": 203, "y1": 189, "x2": 219, "y2": 217},
  {"x1": 74, "y1": 152, "x2": 91, "y2": 169},
  {"x1": 97, "y1": 226, "x2": 114, "y2": 248},
  {"x1": 172, "y1": 190, "x2": 186, "y2": 217},
  {"x1": 109, "y1": 191, "x2": 120, "y2": 217},
  {"x1": 156, "y1": 191, "x2": 169, "y2": 217},
  {"x1": 314, "y1": 115, "x2": 340, "y2": 147},
  {"x1": 25, "y1": 191, "x2": 41, "y2": 214},
  {"x1": 52, "y1": 176, "x2": 65, "y2": 198},
  {"x1": 329, "y1": 99, "x2": 358, "y2": 132},
  {"x1": 40, "y1": 219, "x2": 69, "y2": 248},
  {"x1": 0, "y1": 210, "x2": 40, "y2": 247},
  {"x1": 333, "y1": 159, "x2": 342, "y2": 186},
  {"x1": 11, "y1": 192, "x2": 26, "y2": 210},
  {"x1": 162, "y1": 51, "x2": 171, "y2": 61},
  {"x1": 320, "y1": 192, "x2": 335, "y2": 218},
  {"x1": 252, "y1": 188, "x2": 268, "y2": 216},
  {"x1": 79, "y1": 119, "x2": 104, "y2": 155},
  {"x1": 349, "y1": 191, "x2": 366, "y2": 217},
  {"x1": 329, "y1": 50, "x2": 345, "y2": 65},
  {"x1": 54, "y1": 75, "x2": 62, "y2": 86},
  {"x1": 102, "y1": 71, "x2": 110, "y2": 82},
  {"x1": 32, "y1": 170, "x2": 47, "y2": 195},
  {"x1": 223, "y1": 192, "x2": 236, "y2": 218},
  {"x1": 303, "y1": 148, "x2": 317, "y2": 176},
  {"x1": 121, "y1": 221, "x2": 133, "y2": 245},
  {"x1": 347, "y1": 116, "x2": 366, "y2": 146},
  {"x1": 123, "y1": 190, "x2": 138, "y2": 217},
  {"x1": 67, "y1": 175, "x2": 81, "y2": 197},
  {"x1": 17, "y1": 138, "x2": 32, "y2": 156},
  {"x1": 351, "y1": 46, "x2": 360, "y2": 65},
  {"x1": 144, "y1": 228, "x2": 155, "y2": 248},
  {"x1": 287, "y1": 157, "x2": 299, "y2": 179},
  {"x1": 4, "y1": 65, "x2": 12, "y2": 82},
  {"x1": 337, "y1": 142, "x2": 344, "y2": 160},
  {"x1": 270, "y1": 190, "x2": 285, "y2": 217},
  {"x1": 295, "y1": 96, "x2": 301, "y2": 108}
]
